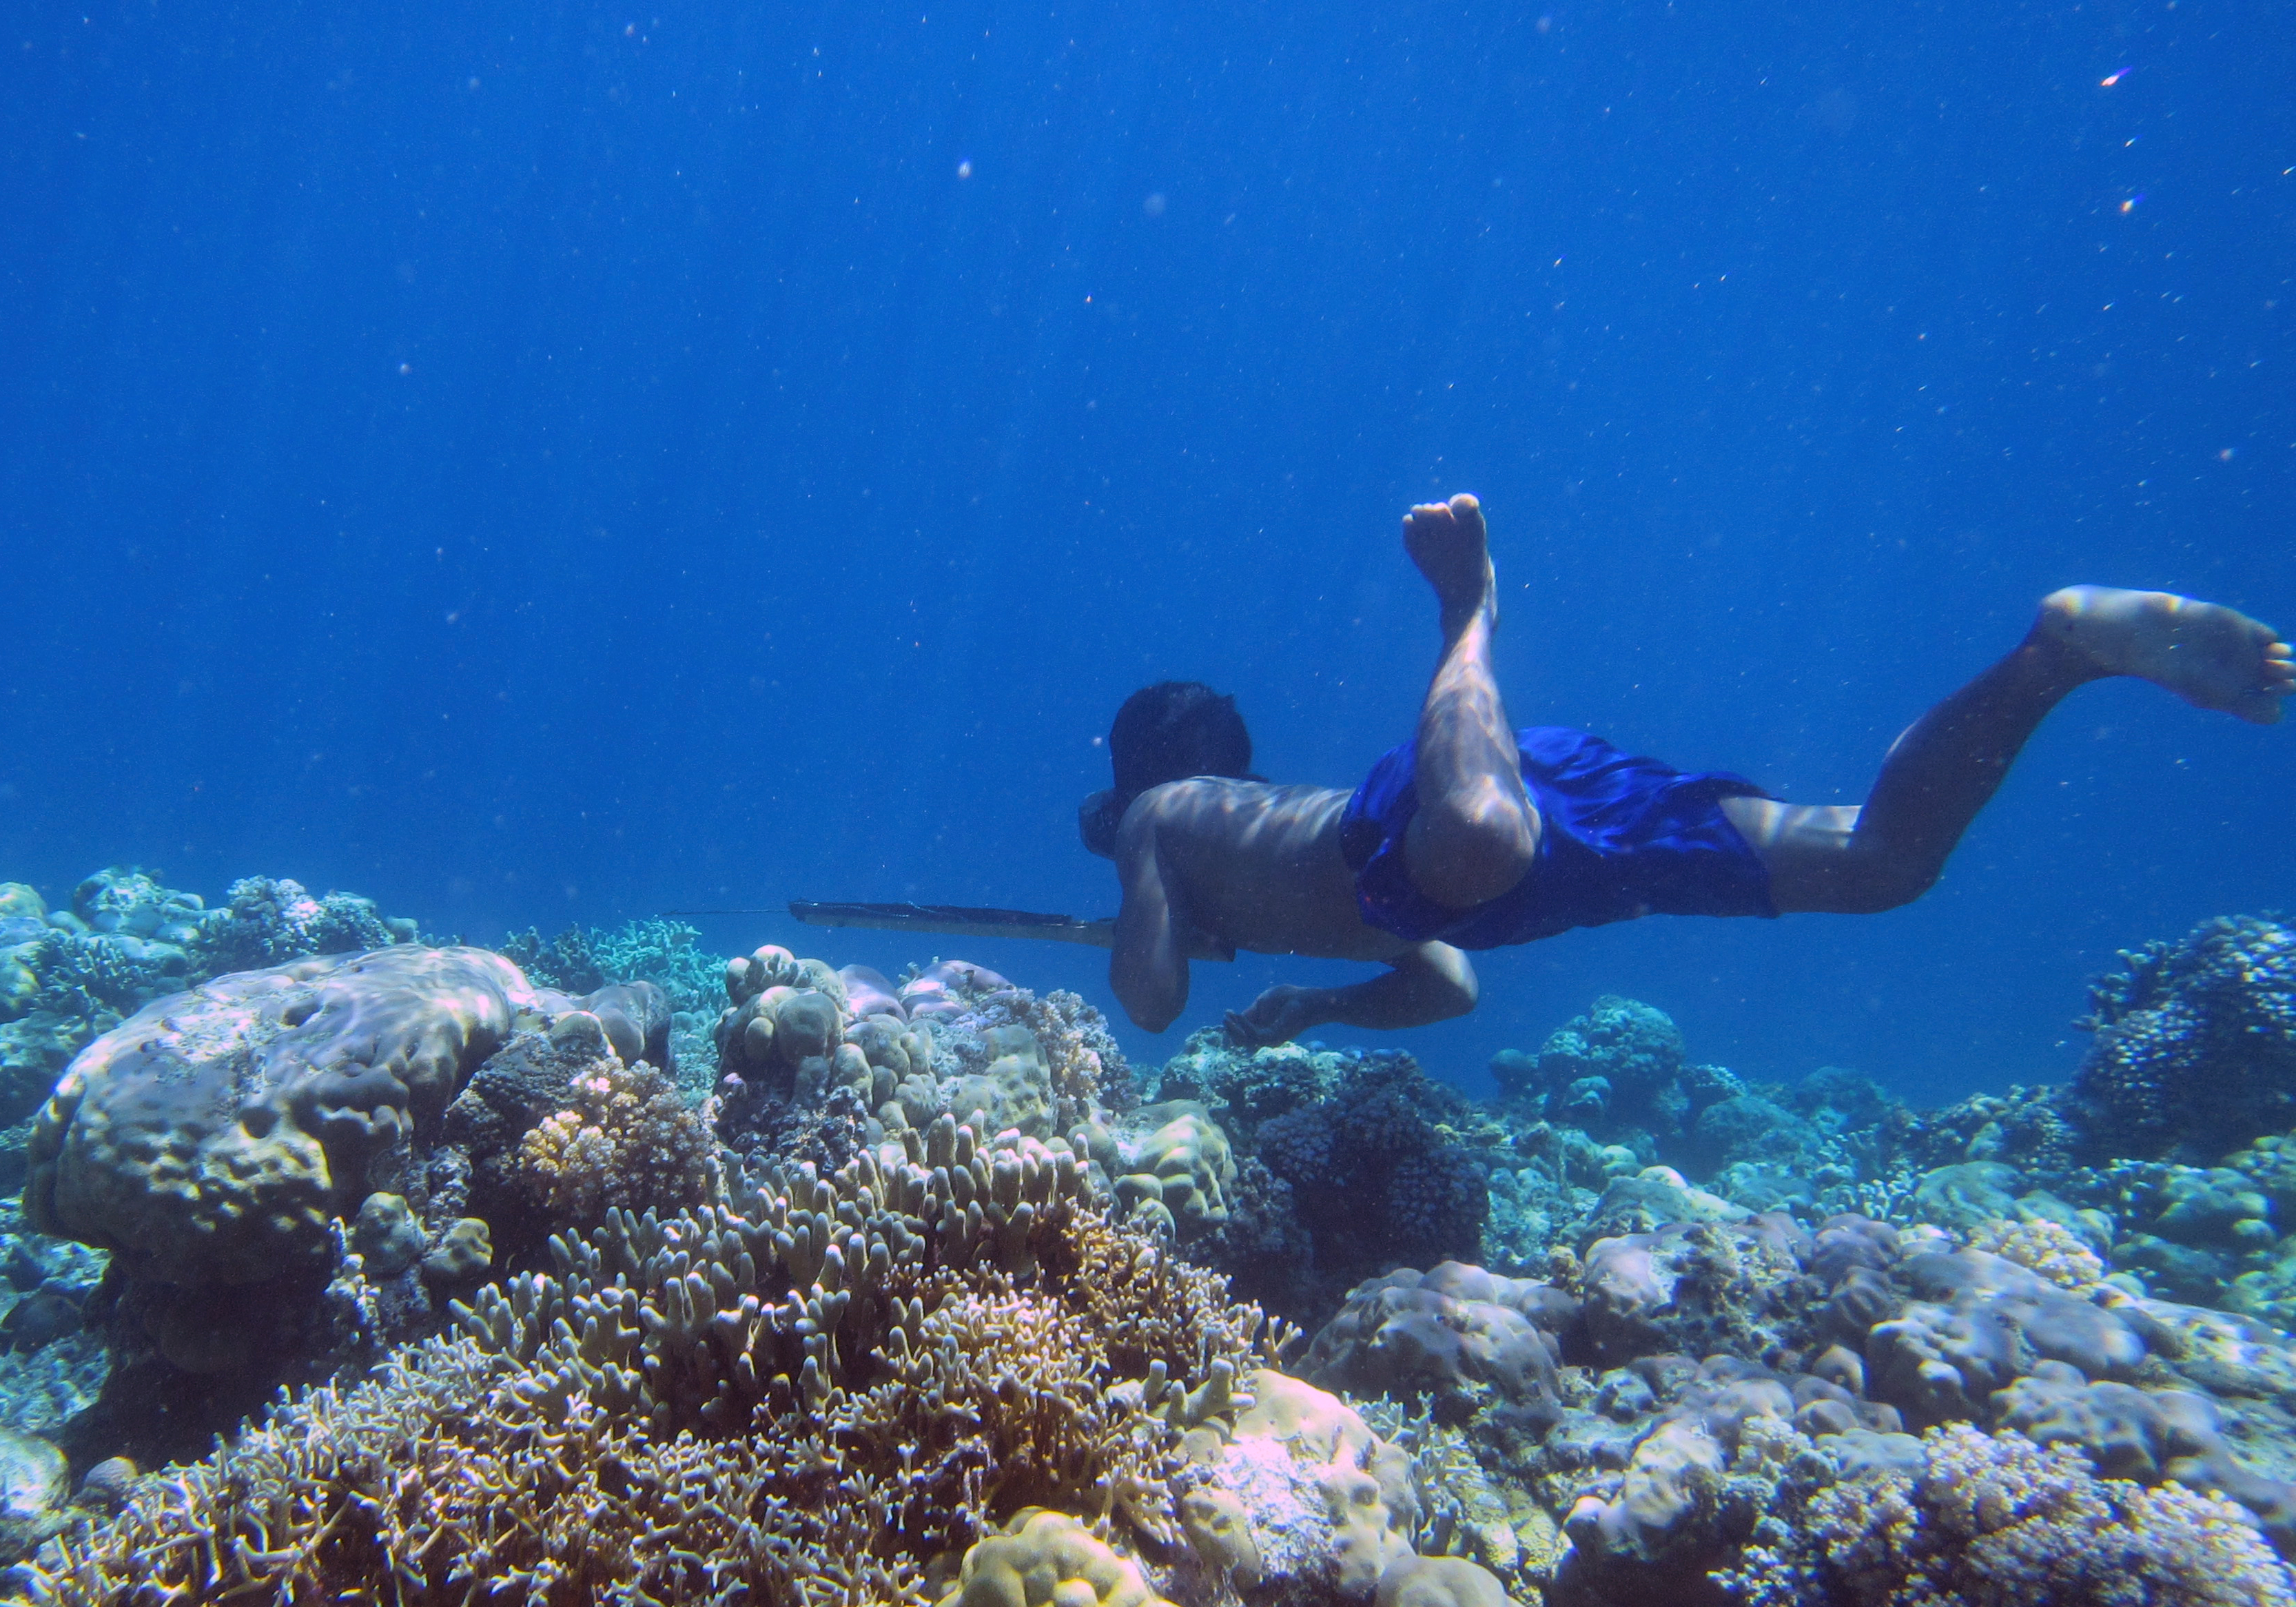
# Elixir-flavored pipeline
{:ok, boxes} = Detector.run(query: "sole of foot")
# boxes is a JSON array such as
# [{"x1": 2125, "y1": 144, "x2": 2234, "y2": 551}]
[
  {"x1": 2040, "y1": 585, "x2": 2295, "y2": 725},
  {"x1": 1404, "y1": 493, "x2": 1496, "y2": 632}
]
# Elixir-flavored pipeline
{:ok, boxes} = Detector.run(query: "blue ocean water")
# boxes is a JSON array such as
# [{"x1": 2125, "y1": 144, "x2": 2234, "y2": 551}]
[{"x1": 3, "y1": 0, "x2": 2290, "y2": 1106}]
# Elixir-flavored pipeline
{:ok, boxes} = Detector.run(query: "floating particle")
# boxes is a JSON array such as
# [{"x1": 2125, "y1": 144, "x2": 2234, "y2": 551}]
[{"x1": 2100, "y1": 66, "x2": 2131, "y2": 86}]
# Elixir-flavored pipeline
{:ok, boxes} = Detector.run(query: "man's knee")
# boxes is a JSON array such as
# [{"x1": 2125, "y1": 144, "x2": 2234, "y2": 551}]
[
  {"x1": 1821, "y1": 861, "x2": 1940, "y2": 915},
  {"x1": 1406, "y1": 795, "x2": 1540, "y2": 910},
  {"x1": 1434, "y1": 963, "x2": 1478, "y2": 1020},
  {"x1": 1405, "y1": 945, "x2": 1479, "y2": 1022}
]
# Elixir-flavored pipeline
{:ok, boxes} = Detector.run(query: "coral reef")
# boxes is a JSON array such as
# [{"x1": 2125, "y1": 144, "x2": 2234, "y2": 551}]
[
  {"x1": 1099, "y1": 1101, "x2": 1238, "y2": 1242},
  {"x1": 26, "y1": 946, "x2": 541, "y2": 1287},
  {"x1": 1730, "y1": 1423, "x2": 2296, "y2": 1606},
  {"x1": 1488, "y1": 995, "x2": 1745, "y2": 1167},
  {"x1": 1302, "y1": 1218, "x2": 2296, "y2": 1601},
  {"x1": 2072, "y1": 915, "x2": 2296, "y2": 1164},
  {"x1": 1304, "y1": 1262, "x2": 1572, "y2": 1426},
  {"x1": 510, "y1": 1014, "x2": 720, "y2": 1231},
  {"x1": 1253, "y1": 1051, "x2": 1488, "y2": 1325},
  {"x1": 16, "y1": 900, "x2": 2296, "y2": 1606},
  {"x1": 0, "y1": 870, "x2": 422, "y2": 1128},
  {"x1": 189, "y1": 874, "x2": 416, "y2": 981},
  {"x1": 500, "y1": 916, "x2": 726, "y2": 1083},
  {"x1": 942, "y1": 1508, "x2": 1174, "y2": 1607},
  {"x1": 25, "y1": 1123, "x2": 1267, "y2": 1602}
]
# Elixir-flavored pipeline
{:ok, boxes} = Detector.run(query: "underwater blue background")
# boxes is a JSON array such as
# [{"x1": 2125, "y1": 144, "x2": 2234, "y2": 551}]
[{"x1": 2, "y1": 0, "x2": 2290, "y2": 1101}]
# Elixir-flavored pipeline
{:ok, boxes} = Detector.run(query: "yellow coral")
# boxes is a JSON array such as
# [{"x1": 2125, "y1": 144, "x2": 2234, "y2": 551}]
[
  {"x1": 514, "y1": 1052, "x2": 720, "y2": 1228},
  {"x1": 1965, "y1": 1216, "x2": 2104, "y2": 1290},
  {"x1": 939, "y1": 1508, "x2": 1174, "y2": 1607},
  {"x1": 1111, "y1": 1101, "x2": 1236, "y2": 1236}
]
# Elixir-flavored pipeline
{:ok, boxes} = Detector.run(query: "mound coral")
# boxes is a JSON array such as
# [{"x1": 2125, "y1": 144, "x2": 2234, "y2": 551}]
[
  {"x1": 1305, "y1": 1261, "x2": 1572, "y2": 1424},
  {"x1": 26, "y1": 947, "x2": 542, "y2": 1286},
  {"x1": 2073, "y1": 915, "x2": 2296, "y2": 1164},
  {"x1": 1103, "y1": 1101, "x2": 1238, "y2": 1242},
  {"x1": 941, "y1": 1508, "x2": 1174, "y2": 1607},
  {"x1": 1730, "y1": 1424, "x2": 2296, "y2": 1606}
]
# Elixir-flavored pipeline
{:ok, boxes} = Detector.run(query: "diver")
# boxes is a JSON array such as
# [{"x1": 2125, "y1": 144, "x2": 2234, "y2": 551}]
[{"x1": 1077, "y1": 493, "x2": 2295, "y2": 1047}]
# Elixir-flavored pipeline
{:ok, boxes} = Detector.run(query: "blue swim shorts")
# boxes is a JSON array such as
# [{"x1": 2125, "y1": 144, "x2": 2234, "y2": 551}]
[{"x1": 1338, "y1": 726, "x2": 1778, "y2": 950}]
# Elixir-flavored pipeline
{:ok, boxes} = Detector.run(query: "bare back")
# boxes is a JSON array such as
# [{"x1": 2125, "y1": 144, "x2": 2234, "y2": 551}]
[{"x1": 1119, "y1": 778, "x2": 1415, "y2": 963}]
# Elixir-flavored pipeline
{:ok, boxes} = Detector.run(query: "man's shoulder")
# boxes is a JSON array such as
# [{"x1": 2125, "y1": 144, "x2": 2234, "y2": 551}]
[{"x1": 1126, "y1": 778, "x2": 1351, "y2": 843}]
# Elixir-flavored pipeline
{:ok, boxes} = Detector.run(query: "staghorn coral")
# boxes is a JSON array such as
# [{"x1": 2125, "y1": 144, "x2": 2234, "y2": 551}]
[
  {"x1": 30, "y1": 1114, "x2": 1273, "y2": 1604},
  {"x1": 1728, "y1": 1423, "x2": 2296, "y2": 1606}
]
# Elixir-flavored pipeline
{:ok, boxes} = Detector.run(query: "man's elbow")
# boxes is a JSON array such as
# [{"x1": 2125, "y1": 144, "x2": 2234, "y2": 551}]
[
  {"x1": 1111, "y1": 965, "x2": 1185, "y2": 1034},
  {"x1": 1125, "y1": 998, "x2": 1183, "y2": 1034}
]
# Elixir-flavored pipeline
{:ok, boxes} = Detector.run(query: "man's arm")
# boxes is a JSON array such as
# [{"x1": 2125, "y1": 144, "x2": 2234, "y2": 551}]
[
  {"x1": 1222, "y1": 942, "x2": 1478, "y2": 1047},
  {"x1": 1109, "y1": 809, "x2": 1190, "y2": 1032}
]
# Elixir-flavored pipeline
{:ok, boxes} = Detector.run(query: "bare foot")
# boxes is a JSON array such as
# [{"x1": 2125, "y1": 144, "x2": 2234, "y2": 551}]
[
  {"x1": 1404, "y1": 493, "x2": 1496, "y2": 639},
  {"x1": 2037, "y1": 586, "x2": 2295, "y2": 725}
]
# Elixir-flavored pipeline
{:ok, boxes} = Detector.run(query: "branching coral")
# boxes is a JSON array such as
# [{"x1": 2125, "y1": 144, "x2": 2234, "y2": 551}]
[
  {"x1": 513, "y1": 1036, "x2": 721, "y2": 1230},
  {"x1": 33, "y1": 1118, "x2": 1271, "y2": 1604}
]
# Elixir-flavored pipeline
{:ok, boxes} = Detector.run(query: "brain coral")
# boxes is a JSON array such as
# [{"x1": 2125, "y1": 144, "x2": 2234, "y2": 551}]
[
  {"x1": 25, "y1": 946, "x2": 540, "y2": 1284},
  {"x1": 940, "y1": 1508, "x2": 1175, "y2": 1607}
]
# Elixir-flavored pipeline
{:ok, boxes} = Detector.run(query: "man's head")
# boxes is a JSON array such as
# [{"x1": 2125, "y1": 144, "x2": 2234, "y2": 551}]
[{"x1": 1079, "y1": 681, "x2": 1256, "y2": 858}]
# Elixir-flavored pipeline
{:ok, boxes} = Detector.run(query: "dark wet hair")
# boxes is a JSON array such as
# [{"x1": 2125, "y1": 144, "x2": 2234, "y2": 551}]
[
  {"x1": 1079, "y1": 682, "x2": 1257, "y2": 857},
  {"x1": 1109, "y1": 681, "x2": 1255, "y2": 796}
]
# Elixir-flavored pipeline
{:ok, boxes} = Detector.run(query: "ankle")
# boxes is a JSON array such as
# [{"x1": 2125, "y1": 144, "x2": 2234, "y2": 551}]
[
  {"x1": 2016, "y1": 615, "x2": 2107, "y2": 693},
  {"x1": 1440, "y1": 591, "x2": 1497, "y2": 647}
]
